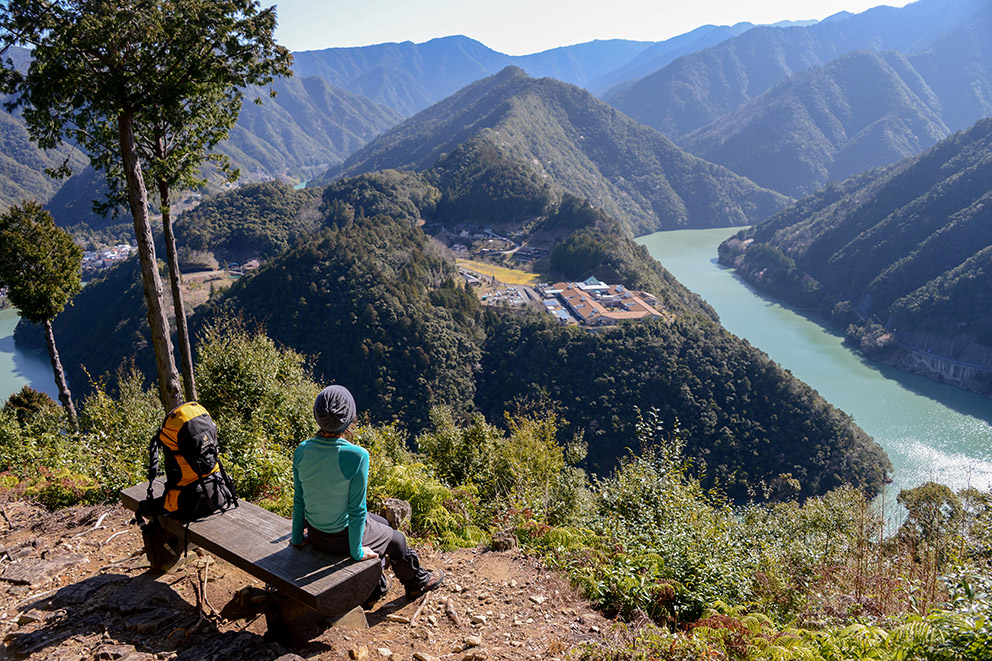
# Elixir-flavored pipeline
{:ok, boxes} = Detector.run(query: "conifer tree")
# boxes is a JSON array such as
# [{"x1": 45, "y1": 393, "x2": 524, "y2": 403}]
[
  {"x1": 0, "y1": 201, "x2": 82, "y2": 428},
  {"x1": 0, "y1": 0, "x2": 291, "y2": 409}
]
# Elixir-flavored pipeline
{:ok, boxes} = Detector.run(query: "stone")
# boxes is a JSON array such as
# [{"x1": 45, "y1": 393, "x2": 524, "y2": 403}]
[
  {"x1": 94, "y1": 643, "x2": 138, "y2": 659},
  {"x1": 470, "y1": 614, "x2": 487, "y2": 625},
  {"x1": 0, "y1": 554, "x2": 88, "y2": 586},
  {"x1": 274, "y1": 655, "x2": 307, "y2": 661},
  {"x1": 465, "y1": 634, "x2": 482, "y2": 647},
  {"x1": 332, "y1": 606, "x2": 369, "y2": 630},
  {"x1": 386, "y1": 614, "x2": 410, "y2": 624},
  {"x1": 16, "y1": 609, "x2": 45, "y2": 625},
  {"x1": 49, "y1": 573, "x2": 129, "y2": 609},
  {"x1": 108, "y1": 576, "x2": 187, "y2": 615},
  {"x1": 412, "y1": 654, "x2": 439, "y2": 661},
  {"x1": 489, "y1": 531, "x2": 517, "y2": 551},
  {"x1": 348, "y1": 646, "x2": 369, "y2": 660},
  {"x1": 529, "y1": 595, "x2": 546, "y2": 605},
  {"x1": 376, "y1": 648, "x2": 393, "y2": 658},
  {"x1": 380, "y1": 499, "x2": 412, "y2": 531}
]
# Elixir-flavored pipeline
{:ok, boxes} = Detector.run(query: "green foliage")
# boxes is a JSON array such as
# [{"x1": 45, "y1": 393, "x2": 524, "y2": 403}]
[
  {"x1": 431, "y1": 135, "x2": 554, "y2": 223},
  {"x1": 177, "y1": 182, "x2": 322, "y2": 261},
  {"x1": 193, "y1": 320, "x2": 318, "y2": 507},
  {"x1": 196, "y1": 210, "x2": 482, "y2": 432},
  {"x1": 417, "y1": 406, "x2": 592, "y2": 526},
  {"x1": 4, "y1": 386, "x2": 58, "y2": 425},
  {"x1": 476, "y1": 308, "x2": 890, "y2": 501},
  {"x1": 0, "y1": 0, "x2": 291, "y2": 190},
  {"x1": 0, "y1": 201, "x2": 82, "y2": 324},
  {"x1": 322, "y1": 170, "x2": 440, "y2": 227}
]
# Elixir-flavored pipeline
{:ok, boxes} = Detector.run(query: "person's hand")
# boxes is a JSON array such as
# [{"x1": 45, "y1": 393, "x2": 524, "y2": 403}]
[
  {"x1": 290, "y1": 535, "x2": 308, "y2": 549},
  {"x1": 361, "y1": 545, "x2": 378, "y2": 559}
]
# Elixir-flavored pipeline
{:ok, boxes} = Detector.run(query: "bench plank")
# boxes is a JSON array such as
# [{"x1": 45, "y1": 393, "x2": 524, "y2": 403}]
[{"x1": 120, "y1": 480, "x2": 380, "y2": 615}]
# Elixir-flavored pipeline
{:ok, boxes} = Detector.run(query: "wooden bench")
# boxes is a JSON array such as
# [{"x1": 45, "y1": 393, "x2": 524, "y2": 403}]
[{"x1": 120, "y1": 480, "x2": 381, "y2": 639}]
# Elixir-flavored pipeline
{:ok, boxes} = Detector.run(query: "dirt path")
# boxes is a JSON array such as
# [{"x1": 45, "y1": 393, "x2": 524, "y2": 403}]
[{"x1": 0, "y1": 501, "x2": 610, "y2": 660}]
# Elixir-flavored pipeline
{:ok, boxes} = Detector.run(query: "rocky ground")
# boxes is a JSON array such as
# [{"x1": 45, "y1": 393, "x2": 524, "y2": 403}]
[{"x1": 0, "y1": 501, "x2": 612, "y2": 660}]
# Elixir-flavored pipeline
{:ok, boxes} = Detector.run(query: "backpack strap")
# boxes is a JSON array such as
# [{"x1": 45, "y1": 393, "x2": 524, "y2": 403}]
[{"x1": 147, "y1": 431, "x2": 162, "y2": 502}]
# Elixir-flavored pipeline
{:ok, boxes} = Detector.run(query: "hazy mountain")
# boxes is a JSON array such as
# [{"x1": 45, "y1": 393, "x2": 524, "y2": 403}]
[
  {"x1": 0, "y1": 47, "x2": 87, "y2": 210},
  {"x1": 609, "y1": 0, "x2": 991, "y2": 139},
  {"x1": 591, "y1": 23, "x2": 756, "y2": 95},
  {"x1": 291, "y1": 35, "x2": 657, "y2": 117},
  {"x1": 323, "y1": 67, "x2": 787, "y2": 235},
  {"x1": 719, "y1": 118, "x2": 992, "y2": 395},
  {"x1": 0, "y1": 110, "x2": 87, "y2": 211},
  {"x1": 30, "y1": 73, "x2": 400, "y2": 238},
  {"x1": 682, "y1": 50, "x2": 950, "y2": 197},
  {"x1": 219, "y1": 74, "x2": 403, "y2": 183}
]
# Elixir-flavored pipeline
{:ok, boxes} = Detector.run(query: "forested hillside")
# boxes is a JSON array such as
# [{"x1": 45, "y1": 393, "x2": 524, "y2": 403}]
[
  {"x1": 609, "y1": 0, "x2": 991, "y2": 140},
  {"x1": 36, "y1": 170, "x2": 887, "y2": 500},
  {"x1": 174, "y1": 181, "x2": 322, "y2": 262},
  {"x1": 719, "y1": 118, "x2": 992, "y2": 395},
  {"x1": 0, "y1": 47, "x2": 87, "y2": 210},
  {"x1": 324, "y1": 67, "x2": 787, "y2": 234},
  {"x1": 681, "y1": 50, "x2": 949, "y2": 197},
  {"x1": 219, "y1": 74, "x2": 402, "y2": 181}
]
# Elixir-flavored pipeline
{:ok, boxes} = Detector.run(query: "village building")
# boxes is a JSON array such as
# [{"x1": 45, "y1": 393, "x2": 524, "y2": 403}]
[{"x1": 547, "y1": 277, "x2": 663, "y2": 327}]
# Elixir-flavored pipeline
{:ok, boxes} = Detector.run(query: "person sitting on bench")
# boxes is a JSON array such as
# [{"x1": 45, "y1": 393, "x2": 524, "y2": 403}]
[{"x1": 290, "y1": 384, "x2": 444, "y2": 604}]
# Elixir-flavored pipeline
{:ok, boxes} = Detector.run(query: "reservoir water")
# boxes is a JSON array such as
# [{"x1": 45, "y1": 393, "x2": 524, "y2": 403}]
[
  {"x1": 638, "y1": 228, "x2": 992, "y2": 498},
  {"x1": 0, "y1": 308, "x2": 60, "y2": 402}
]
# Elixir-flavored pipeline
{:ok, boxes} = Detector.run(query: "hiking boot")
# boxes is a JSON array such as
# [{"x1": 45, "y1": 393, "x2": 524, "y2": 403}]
[{"x1": 405, "y1": 569, "x2": 445, "y2": 599}]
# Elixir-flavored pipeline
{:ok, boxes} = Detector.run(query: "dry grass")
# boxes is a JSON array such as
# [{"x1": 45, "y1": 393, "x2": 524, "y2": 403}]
[
  {"x1": 456, "y1": 258, "x2": 538, "y2": 286},
  {"x1": 180, "y1": 270, "x2": 238, "y2": 308}
]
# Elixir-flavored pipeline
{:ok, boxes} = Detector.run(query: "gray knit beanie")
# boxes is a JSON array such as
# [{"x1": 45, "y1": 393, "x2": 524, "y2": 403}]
[{"x1": 313, "y1": 385, "x2": 356, "y2": 435}]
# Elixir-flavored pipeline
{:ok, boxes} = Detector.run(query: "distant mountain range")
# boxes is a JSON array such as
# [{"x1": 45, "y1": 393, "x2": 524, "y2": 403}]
[
  {"x1": 2, "y1": 0, "x2": 989, "y2": 246},
  {"x1": 719, "y1": 117, "x2": 992, "y2": 396},
  {"x1": 608, "y1": 0, "x2": 991, "y2": 140},
  {"x1": 681, "y1": 50, "x2": 952, "y2": 197},
  {"x1": 220, "y1": 74, "x2": 402, "y2": 183},
  {"x1": 322, "y1": 67, "x2": 787, "y2": 235}
]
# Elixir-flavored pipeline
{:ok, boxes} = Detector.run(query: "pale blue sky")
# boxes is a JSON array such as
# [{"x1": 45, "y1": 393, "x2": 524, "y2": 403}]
[{"x1": 273, "y1": 0, "x2": 916, "y2": 54}]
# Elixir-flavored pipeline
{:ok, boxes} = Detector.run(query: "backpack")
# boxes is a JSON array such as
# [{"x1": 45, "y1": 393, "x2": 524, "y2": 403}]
[{"x1": 143, "y1": 401, "x2": 238, "y2": 521}]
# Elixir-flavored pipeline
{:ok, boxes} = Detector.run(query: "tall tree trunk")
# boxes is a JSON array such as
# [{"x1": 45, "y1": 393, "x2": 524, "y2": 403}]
[
  {"x1": 158, "y1": 178, "x2": 197, "y2": 402},
  {"x1": 117, "y1": 109, "x2": 182, "y2": 412},
  {"x1": 43, "y1": 318, "x2": 77, "y2": 430}
]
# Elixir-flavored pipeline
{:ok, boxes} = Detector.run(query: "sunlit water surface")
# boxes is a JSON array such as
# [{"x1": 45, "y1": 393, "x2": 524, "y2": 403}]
[{"x1": 638, "y1": 228, "x2": 992, "y2": 500}]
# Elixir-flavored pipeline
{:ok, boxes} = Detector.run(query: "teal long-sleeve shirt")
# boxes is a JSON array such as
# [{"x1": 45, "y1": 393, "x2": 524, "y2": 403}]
[{"x1": 291, "y1": 435, "x2": 369, "y2": 560}]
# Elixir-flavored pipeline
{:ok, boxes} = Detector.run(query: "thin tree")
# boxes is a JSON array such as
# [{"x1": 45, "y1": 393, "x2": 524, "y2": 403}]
[
  {"x1": 0, "y1": 201, "x2": 82, "y2": 428},
  {"x1": 0, "y1": 0, "x2": 291, "y2": 410}
]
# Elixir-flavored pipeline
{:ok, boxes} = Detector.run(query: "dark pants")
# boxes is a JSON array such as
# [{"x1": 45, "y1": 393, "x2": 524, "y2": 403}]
[{"x1": 307, "y1": 513, "x2": 431, "y2": 594}]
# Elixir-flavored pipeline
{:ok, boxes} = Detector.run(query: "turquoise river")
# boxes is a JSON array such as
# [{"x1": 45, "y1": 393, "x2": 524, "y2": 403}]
[
  {"x1": 0, "y1": 308, "x2": 60, "y2": 402},
  {"x1": 638, "y1": 227, "x2": 992, "y2": 501}
]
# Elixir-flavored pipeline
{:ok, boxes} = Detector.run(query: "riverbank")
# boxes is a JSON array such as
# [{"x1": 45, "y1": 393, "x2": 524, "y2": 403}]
[
  {"x1": 0, "y1": 308, "x2": 59, "y2": 402},
  {"x1": 638, "y1": 228, "x2": 992, "y2": 496},
  {"x1": 718, "y1": 233, "x2": 992, "y2": 400}
]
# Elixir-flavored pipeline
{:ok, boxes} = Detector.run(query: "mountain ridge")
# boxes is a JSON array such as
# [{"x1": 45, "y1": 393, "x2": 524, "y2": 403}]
[{"x1": 323, "y1": 67, "x2": 788, "y2": 235}]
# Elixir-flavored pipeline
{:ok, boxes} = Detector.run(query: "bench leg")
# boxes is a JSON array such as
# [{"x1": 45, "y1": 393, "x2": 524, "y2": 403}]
[
  {"x1": 140, "y1": 519, "x2": 182, "y2": 572},
  {"x1": 264, "y1": 596, "x2": 367, "y2": 642},
  {"x1": 139, "y1": 518, "x2": 197, "y2": 573}
]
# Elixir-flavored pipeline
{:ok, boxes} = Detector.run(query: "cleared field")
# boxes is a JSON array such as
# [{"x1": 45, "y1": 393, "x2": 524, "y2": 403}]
[{"x1": 457, "y1": 258, "x2": 538, "y2": 285}]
